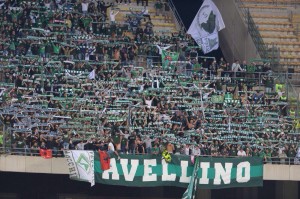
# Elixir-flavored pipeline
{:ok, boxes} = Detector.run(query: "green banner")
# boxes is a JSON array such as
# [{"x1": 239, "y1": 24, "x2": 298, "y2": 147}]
[
  {"x1": 93, "y1": 152, "x2": 263, "y2": 189},
  {"x1": 161, "y1": 50, "x2": 179, "y2": 69}
]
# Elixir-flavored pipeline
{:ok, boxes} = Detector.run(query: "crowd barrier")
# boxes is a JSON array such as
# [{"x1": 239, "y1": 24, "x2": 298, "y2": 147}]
[{"x1": 0, "y1": 147, "x2": 299, "y2": 166}]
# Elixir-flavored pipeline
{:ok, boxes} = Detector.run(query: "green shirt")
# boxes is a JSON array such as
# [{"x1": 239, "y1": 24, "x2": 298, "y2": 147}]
[
  {"x1": 151, "y1": 147, "x2": 159, "y2": 154},
  {"x1": 53, "y1": 45, "x2": 60, "y2": 54},
  {"x1": 229, "y1": 149, "x2": 237, "y2": 156},
  {"x1": 113, "y1": 135, "x2": 121, "y2": 144},
  {"x1": 81, "y1": 18, "x2": 92, "y2": 28},
  {"x1": 121, "y1": 138, "x2": 127, "y2": 146},
  {"x1": 39, "y1": 45, "x2": 45, "y2": 54}
]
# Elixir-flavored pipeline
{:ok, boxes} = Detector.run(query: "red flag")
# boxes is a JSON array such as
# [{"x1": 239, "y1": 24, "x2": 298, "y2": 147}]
[
  {"x1": 99, "y1": 150, "x2": 110, "y2": 171},
  {"x1": 39, "y1": 149, "x2": 52, "y2": 159}
]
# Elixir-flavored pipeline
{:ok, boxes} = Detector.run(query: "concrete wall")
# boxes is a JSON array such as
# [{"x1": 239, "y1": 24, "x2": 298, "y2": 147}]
[
  {"x1": 0, "y1": 155, "x2": 300, "y2": 182},
  {"x1": 0, "y1": 155, "x2": 68, "y2": 174},
  {"x1": 213, "y1": 0, "x2": 260, "y2": 63}
]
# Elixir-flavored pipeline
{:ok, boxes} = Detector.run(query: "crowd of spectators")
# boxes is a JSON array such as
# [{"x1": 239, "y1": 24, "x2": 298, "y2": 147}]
[{"x1": 0, "y1": 0, "x2": 299, "y2": 164}]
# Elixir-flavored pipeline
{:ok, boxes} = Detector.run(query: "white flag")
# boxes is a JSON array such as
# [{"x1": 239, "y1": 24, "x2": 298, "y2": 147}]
[
  {"x1": 187, "y1": 0, "x2": 225, "y2": 54},
  {"x1": 64, "y1": 150, "x2": 95, "y2": 186},
  {"x1": 88, "y1": 69, "x2": 95, "y2": 79}
]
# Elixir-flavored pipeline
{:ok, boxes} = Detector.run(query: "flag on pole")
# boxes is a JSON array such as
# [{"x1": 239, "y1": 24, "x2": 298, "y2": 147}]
[
  {"x1": 187, "y1": 0, "x2": 225, "y2": 54},
  {"x1": 182, "y1": 157, "x2": 200, "y2": 199},
  {"x1": 39, "y1": 149, "x2": 52, "y2": 159},
  {"x1": 88, "y1": 69, "x2": 95, "y2": 79},
  {"x1": 64, "y1": 150, "x2": 95, "y2": 187},
  {"x1": 161, "y1": 50, "x2": 179, "y2": 69}
]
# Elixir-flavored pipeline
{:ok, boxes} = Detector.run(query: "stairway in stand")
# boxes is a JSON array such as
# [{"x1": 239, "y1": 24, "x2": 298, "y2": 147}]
[
  {"x1": 112, "y1": 0, "x2": 179, "y2": 37},
  {"x1": 239, "y1": 0, "x2": 300, "y2": 71}
]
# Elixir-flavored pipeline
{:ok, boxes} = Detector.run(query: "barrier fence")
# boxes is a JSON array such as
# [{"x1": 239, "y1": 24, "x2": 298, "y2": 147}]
[{"x1": 0, "y1": 147, "x2": 298, "y2": 166}]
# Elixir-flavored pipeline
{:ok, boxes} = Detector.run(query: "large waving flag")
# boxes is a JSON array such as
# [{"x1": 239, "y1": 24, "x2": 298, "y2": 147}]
[{"x1": 187, "y1": 0, "x2": 225, "y2": 54}]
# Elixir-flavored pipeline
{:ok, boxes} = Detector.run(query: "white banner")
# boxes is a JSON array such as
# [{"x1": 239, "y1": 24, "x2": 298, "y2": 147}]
[
  {"x1": 64, "y1": 150, "x2": 95, "y2": 186},
  {"x1": 187, "y1": 0, "x2": 225, "y2": 54}
]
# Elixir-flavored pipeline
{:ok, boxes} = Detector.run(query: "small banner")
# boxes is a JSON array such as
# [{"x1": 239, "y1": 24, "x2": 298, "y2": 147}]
[
  {"x1": 64, "y1": 150, "x2": 95, "y2": 186},
  {"x1": 161, "y1": 50, "x2": 179, "y2": 69},
  {"x1": 39, "y1": 149, "x2": 52, "y2": 159},
  {"x1": 211, "y1": 94, "x2": 224, "y2": 103}
]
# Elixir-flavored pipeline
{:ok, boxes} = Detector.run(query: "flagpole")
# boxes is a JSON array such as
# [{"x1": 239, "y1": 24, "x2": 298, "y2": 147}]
[{"x1": 181, "y1": 157, "x2": 200, "y2": 199}]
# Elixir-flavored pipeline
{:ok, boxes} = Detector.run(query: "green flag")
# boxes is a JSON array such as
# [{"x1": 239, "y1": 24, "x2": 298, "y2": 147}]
[
  {"x1": 161, "y1": 50, "x2": 179, "y2": 69},
  {"x1": 182, "y1": 157, "x2": 200, "y2": 199}
]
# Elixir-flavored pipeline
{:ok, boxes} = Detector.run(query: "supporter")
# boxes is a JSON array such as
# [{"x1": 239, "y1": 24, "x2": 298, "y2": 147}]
[
  {"x1": 154, "y1": 0, "x2": 163, "y2": 16},
  {"x1": 231, "y1": 60, "x2": 244, "y2": 77},
  {"x1": 128, "y1": 132, "x2": 137, "y2": 154},
  {"x1": 109, "y1": 9, "x2": 119, "y2": 23},
  {"x1": 108, "y1": 138, "x2": 121, "y2": 159},
  {"x1": 237, "y1": 146, "x2": 246, "y2": 157},
  {"x1": 142, "y1": 6, "x2": 151, "y2": 21},
  {"x1": 135, "y1": 139, "x2": 145, "y2": 154},
  {"x1": 31, "y1": 141, "x2": 39, "y2": 156},
  {"x1": 151, "y1": 143, "x2": 160, "y2": 155}
]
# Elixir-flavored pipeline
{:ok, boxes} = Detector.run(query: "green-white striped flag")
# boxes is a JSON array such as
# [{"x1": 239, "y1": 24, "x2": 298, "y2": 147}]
[{"x1": 182, "y1": 157, "x2": 200, "y2": 199}]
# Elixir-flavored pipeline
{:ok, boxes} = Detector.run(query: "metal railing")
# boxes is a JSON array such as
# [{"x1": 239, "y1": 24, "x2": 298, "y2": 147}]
[
  {"x1": 236, "y1": 0, "x2": 268, "y2": 58},
  {"x1": 270, "y1": 0, "x2": 300, "y2": 7},
  {"x1": 0, "y1": 147, "x2": 299, "y2": 165},
  {"x1": 238, "y1": 0, "x2": 300, "y2": 7},
  {"x1": 168, "y1": 0, "x2": 186, "y2": 32}
]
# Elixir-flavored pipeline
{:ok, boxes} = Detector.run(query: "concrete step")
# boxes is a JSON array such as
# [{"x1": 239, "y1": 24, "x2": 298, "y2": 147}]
[
  {"x1": 262, "y1": 37, "x2": 298, "y2": 43},
  {"x1": 250, "y1": 9, "x2": 290, "y2": 16},
  {"x1": 251, "y1": 13, "x2": 290, "y2": 19},
  {"x1": 280, "y1": 48, "x2": 300, "y2": 53},
  {"x1": 253, "y1": 19, "x2": 292, "y2": 26},
  {"x1": 265, "y1": 41, "x2": 300, "y2": 46},
  {"x1": 240, "y1": 4, "x2": 288, "y2": 10},
  {"x1": 252, "y1": 16, "x2": 290, "y2": 23},
  {"x1": 255, "y1": 23, "x2": 292, "y2": 29},
  {"x1": 257, "y1": 26, "x2": 295, "y2": 32}
]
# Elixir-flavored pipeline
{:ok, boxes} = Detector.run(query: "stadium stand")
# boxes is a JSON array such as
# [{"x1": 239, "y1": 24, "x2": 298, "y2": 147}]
[{"x1": 0, "y1": 0, "x2": 298, "y2": 165}]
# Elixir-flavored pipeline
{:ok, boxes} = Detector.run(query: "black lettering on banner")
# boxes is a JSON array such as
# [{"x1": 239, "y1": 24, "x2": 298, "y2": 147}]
[
  {"x1": 68, "y1": 162, "x2": 74, "y2": 167},
  {"x1": 69, "y1": 167, "x2": 76, "y2": 173}
]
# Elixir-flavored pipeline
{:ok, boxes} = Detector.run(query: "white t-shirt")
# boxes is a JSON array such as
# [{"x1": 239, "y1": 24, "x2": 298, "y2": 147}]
[
  {"x1": 82, "y1": 3, "x2": 89, "y2": 12},
  {"x1": 145, "y1": 99, "x2": 152, "y2": 108},
  {"x1": 108, "y1": 142, "x2": 115, "y2": 152},
  {"x1": 159, "y1": 114, "x2": 170, "y2": 121},
  {"x1": 192, "y1": 148, "x2": 201, "y2": 156},
  {"x1": 237, "y1": 150, "x2": 246, "y2": 156},
  {"x1": 110, "y1": 11, "x2": 119, "y2": 22},
  {"x1": 144, "y1": 139, "x2": 152, "y2": 148},
  {"x1": 232, "y1": 63, "x2": 242, "y2": 72},
  {"x1": 77, "y1": 142, "x2": 85, "y2": 150},
  {"x1": 45, "y1": 3, "x2": 51, "y2": 9},
  {"x1": 184, "y1": 147, "x2": 190, "y2": 155}
]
